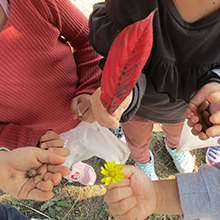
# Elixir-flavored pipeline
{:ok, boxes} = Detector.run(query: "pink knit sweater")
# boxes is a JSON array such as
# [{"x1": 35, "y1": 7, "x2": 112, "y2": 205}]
[{"x1": 0, "y1": 0, "x2": 101, "y2": 150}]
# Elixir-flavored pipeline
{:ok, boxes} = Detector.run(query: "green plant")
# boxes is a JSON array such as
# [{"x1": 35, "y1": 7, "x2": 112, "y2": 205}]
[
  {"x1": 153, "y1": 135, "x2": 162, "y2": 141},
  {"x1": 75, "y1": 211, "x2": 84, "y2": 220},
  {"x1": 7, "y1": 197, "x2": 20, "y2": 211},
  {"x1": 39, "y1": 196, "x2": 72, "y2": 219},
  {"x1": 102, "y1": 205, "x2": 112, "y2": 219},
  {"x1": 200, "y1": 155, "x2": 205, "y2": 166}
]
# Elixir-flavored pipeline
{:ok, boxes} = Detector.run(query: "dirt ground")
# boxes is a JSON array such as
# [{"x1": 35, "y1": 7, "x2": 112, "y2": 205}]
[
  {"x1": 71, "y1": 0, "x2": 104, "y2": 17},
  {"x1": 0, "y1": 125, "x2": 207, "y2": 220},
  {"x1": 0, "y1": 1, "x2": 209, "y2": 219}
]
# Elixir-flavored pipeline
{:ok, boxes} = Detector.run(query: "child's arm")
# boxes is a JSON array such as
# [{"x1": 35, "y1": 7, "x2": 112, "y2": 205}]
[
  {"x1": 104, "y1": 165, "x2": 183, "y2": 220},
  {"x1": 0, "y1": 147, "x2": 70, "y2": 201},
  {"x1": 185, "y1": 82, "x2": 220, "y2": 144},
  {"x1": 106, "y1": 163, "x2": 220, "y2": 220}
]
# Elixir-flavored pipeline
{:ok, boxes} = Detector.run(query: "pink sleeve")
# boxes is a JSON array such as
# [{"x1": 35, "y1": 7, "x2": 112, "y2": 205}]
[{"x1": 52, "y1": 0, "x2": 102, "y2": 95}]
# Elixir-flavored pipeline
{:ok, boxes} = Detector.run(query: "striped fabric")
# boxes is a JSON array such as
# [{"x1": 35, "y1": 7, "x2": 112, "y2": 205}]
[{"x1": 0, "y1": 0, "x2": 101, "y2": 150}]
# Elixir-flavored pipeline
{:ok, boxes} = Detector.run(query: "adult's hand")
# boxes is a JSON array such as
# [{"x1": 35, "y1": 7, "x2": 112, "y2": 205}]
[
  {"x1": 0, "y1": 147, "x2": 70, "y2": 201},
  {"x1": 185, "y1": 82, "x2": 220, "y2": 143}
]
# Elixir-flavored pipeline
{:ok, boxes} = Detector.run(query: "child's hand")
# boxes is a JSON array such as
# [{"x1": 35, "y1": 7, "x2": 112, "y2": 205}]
[
  {"x1": 39, "y1": 131, "x2": 69, "y2": 156},
  {"x1": 0, "y1": 147, "x2": 70, "y2": 201},
  {"x1": 185, "y1": 82, "x2": 220, "y2": 143},
  {"x1": 104, "y1": 165, "x2": 156, "y2": 220},
  {"x1": 71, "y1": 94, "x2": 96, "y2": 123},
  {"x1": 90, "y1": 87, "x2": 132, "y2": 129},
  {"x1": 90, "y1": 87, "x2": 118, "y2": 128}
]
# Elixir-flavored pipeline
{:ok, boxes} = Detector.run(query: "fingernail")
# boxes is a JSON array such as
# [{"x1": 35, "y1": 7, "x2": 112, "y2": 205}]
[
  {"x1": 41, "y1": 143, "x2": 47, "y2": 149},
  {"x1": 192, "y1": 118, "x2": 197, "y2": 123},
  {"x1": 185, "y1": 108, "x2": 190, "y2": 113},
  {"x1": 48, "y1": 148, "x2": 54, "y2": 152}
]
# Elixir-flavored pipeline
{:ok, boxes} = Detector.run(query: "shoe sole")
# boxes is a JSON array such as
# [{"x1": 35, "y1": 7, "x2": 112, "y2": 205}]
[{"x1": 78, "y1": 162, "x2": 97, "y2": 186}]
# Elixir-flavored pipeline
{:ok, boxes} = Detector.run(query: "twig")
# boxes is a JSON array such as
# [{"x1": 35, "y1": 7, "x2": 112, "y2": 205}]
[
  {"x1": 18, "y1": 202, "x2": 50, "y2": 219},
  {"x1": 62, "y1": 189, "x2": 82, "y2": 220},
  {"x1": 62, "y1": 200, "x2": 78, "y2": 220}
]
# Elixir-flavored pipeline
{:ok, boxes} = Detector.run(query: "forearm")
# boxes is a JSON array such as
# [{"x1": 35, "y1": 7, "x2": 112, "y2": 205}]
[{"x1": 154, "y1": 179, "x2": 183, "y2": 215}]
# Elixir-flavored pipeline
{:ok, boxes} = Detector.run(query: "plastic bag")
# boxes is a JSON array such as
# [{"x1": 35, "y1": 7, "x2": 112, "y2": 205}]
[
  {"x1": 176, "y1": 119, "x2": 219, "y2": 153},
  {"x1": 60, "y1": 121, "x2": 130, "y2": 168}
]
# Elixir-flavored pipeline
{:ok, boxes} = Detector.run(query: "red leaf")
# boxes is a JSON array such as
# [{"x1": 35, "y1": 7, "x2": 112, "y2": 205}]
[{"x1": 100, "y1": 10, "x2": 156, "y2": 114}]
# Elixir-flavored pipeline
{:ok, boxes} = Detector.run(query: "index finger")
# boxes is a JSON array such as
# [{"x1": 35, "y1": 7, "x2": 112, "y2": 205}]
[
  {"x1": 33, "y1": 148, "x2": 67, "y2": 165},
  {"x1": 107, "y1": 165, "x2": 139, "y2": 190},
  {"x1": 40, "y1": 130, "x2": 60, "y2": 143},
  {"x1": 107, "y1": 177, "x2": 130, "y2": 191}
]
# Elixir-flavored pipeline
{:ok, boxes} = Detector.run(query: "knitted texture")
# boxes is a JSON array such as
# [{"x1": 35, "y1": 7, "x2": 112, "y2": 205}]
[{"x1": 0, "y1": 0, "x2": 101, "y2": 149}]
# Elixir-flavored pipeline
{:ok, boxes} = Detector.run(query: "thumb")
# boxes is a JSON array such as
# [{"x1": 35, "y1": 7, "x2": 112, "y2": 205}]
[
  {"x1": 122, "y1": 165, "x2": 140, "y2": 178},
  {"x1": 208, "y1": 91, "x2": 220, "y2": 103},
  {"x1": 106, "y1": 165, "x2": 139, "y2": 190},
  {"x1": 79, "y1": 98, "x2": 90, "y2": 115}
]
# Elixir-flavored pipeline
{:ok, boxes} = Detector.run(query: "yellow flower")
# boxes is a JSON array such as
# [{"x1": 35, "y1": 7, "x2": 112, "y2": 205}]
[{"x1": 101, "y1": 161, "x2": 125, "y2": 186}]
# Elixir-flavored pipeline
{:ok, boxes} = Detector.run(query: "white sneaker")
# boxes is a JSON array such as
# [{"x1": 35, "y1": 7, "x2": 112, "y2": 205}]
[
  {"x1": 135, "y1": 151, "x2": 158, "y2": 180},
  {"x1": 165, "y1": 143, "x2": 194, "y2": 173}
]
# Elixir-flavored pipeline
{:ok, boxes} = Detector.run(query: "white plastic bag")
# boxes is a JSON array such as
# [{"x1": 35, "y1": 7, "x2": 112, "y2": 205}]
[
  {"x1": 176, "y1": 119, "x2": 219, "y2": 152},
  {"x1": 60, "y1": 121, "x2": 130, "y2": 168}
]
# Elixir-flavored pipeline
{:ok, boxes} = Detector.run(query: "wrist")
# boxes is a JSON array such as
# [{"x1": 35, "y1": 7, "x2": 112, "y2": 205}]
[
  {"x1": 153, "y1": 180, "x2": 163, "y2": 214},
  {"x1": 153, "y1": 179, "x2": 183, "y2": 215}
]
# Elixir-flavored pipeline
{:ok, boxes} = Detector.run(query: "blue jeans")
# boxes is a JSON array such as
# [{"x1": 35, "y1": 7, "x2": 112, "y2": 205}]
[{"x1": 0, "y1": 204, "x2": 29, "y2": 220}]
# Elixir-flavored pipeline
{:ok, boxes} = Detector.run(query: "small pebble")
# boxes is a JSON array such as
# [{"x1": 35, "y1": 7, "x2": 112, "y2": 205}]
[{"x1": 28, "y1": 169, "x2": 37, "y2": 178}]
